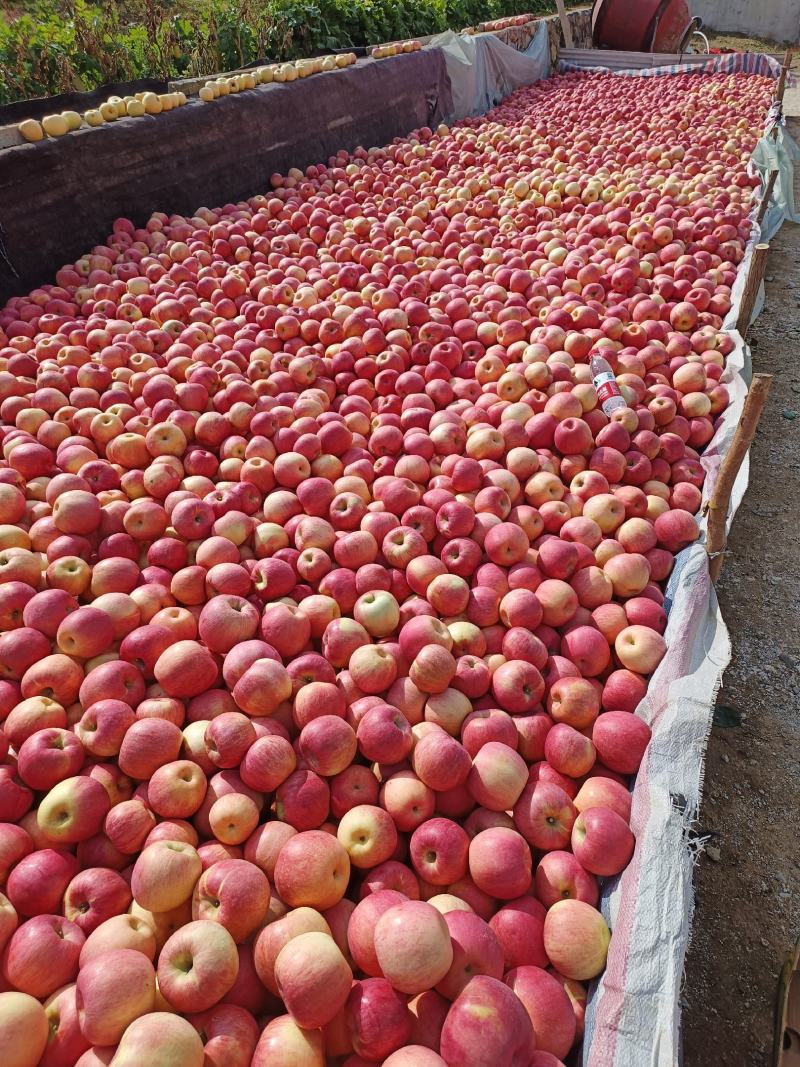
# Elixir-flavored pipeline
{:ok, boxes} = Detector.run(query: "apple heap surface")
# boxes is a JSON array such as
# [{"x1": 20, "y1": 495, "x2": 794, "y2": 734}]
[{"x1": 0, "y1": 68, "x2": 770, "y2": 1067}]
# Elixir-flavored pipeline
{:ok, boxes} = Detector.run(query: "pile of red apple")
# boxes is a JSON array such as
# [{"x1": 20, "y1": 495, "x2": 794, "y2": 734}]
[{"x1": 0, "y1": 68, "x2": 771, "y2": 1067}]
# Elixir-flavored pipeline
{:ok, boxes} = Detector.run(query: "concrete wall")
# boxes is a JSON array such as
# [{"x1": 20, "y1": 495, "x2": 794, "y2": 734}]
[{"x1": 693, "y1": 0, "x2": 800, "y2": 43}]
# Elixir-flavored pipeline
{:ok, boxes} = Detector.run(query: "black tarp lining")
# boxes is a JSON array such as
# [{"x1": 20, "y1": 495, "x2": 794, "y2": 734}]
[{"x1": 0, "y1": 50, "x2": 452, "y2": 303}]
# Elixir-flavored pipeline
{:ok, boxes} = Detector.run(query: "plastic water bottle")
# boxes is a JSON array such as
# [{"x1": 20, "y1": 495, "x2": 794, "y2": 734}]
[{"x1": 590, "y1": 354, "x2": 626, "y2": 416}]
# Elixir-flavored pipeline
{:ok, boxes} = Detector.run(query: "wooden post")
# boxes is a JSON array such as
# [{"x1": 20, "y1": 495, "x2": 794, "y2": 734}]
[
  {"x1": 554, "y1": 0, "x2": 574, "y2": 48},
  {"x1": 774, "y1": 50, "x2": 793, "y2": 108},
  {"x1": 735, "y1": 242, "x2": 770, "y2": 336},
  {"x1": 756, "y1": 170, "x2": 779, "y2": 226},
  {"x1": 706, "y1": 374, "x2": 773, "y2": 582}
]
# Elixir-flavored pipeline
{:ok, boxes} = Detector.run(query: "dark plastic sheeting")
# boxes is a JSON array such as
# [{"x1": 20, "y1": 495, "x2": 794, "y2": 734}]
[{"x1": 0, "y1": 50, "x2": 452, "y2": 303}]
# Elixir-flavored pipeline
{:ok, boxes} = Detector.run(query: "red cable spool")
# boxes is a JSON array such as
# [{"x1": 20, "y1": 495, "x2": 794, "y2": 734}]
[{"x1": 591, "y1": 0, "x2": 698, "y2": 53}]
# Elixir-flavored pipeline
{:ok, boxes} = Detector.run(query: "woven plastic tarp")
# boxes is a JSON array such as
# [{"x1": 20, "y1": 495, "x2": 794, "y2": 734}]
[
  {"x1": 570, "y1": 65, "x2": 798, "y2": 1067},
  {"x1": 424, "y1": 23, "x2": 550, "y2": 122}
]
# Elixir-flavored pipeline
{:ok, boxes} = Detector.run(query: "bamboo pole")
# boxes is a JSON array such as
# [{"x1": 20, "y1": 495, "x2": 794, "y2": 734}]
[
  {"x1": 735, "y1": 242, "x2": 770, "y2": 336},
  {"x1": 554, "y1": 0, "x2": 574, "y2": 48},
  {"x1": 706, "y1": 374, "x2": 773, "y2": 582},
  {"x1": 756, "y1": 170, "x2": 779, "y2": 227}
]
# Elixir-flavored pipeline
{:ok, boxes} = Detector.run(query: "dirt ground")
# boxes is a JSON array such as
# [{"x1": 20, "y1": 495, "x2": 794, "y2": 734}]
[{"x1": 681, "y1": 104, "x2": 800, "y2": 1066}]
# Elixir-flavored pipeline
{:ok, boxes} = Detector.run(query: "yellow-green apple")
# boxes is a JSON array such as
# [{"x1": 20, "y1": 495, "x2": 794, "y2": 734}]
[
  {"x1": 409, "y1": 817, "x2": 469, "y2": 886},
  {"x1": 2, "y1": 914, "x2": 84, "y2": 998},
  {"x1": 353, "y1": 590, "x2": 400, "y2": 637},
  {"x1": 0, "y1": 890, "x2": 16, "y2": 955},
  {"x1": 251, "y1": 1014, "x2": 324, "y2": 1067},
  {"x1": 614, "y1": 625, "x2": 667, "y2": 674},
  {"x1": 131, "y1": 840, "x2": 202, "y2": 912},
  {"x1": 337, "y1": 804, "x2": 398, "y2": 869},
  {"x1": 513, "y1": 780, "x2": 577, "y2": 851},
  {"x1": 374, "y1": 900, "x2": 454, "y2": 994},
  {"x1": 191, "y1": 858, "x2": 269, "y2": 943},
  {"x1": 345, "y1": 976, "x2": 412, "y2": 1059},
  {"x1": 571, "y1": 807, "x2": 635, "y2": 876},
  {"x1": 505, "y1": 965, "x2": 577, "y2": 1059},
  {"x1": 468, "y1": 826, "x2": 532, "y2": 899},
  {"x1": 591, "y1": 711, "x2": 651, "y2": 774},
  {"x1": 0, "y1": 991, "x2": 49, "y2": 1067},
  {"x1": 435, "y1": 910, "x2": 504, "y2": 1000},
  {"x1": 440, "y1": 974, "x2": 536, "y2": 1067},
  {"x1": 80, "y1": 914, "x2": 157, "y2": 965},
  {"x1": 543, "y1": 899, "x2": 611, "y2": 980},
  {"x1": 273, "y1": 829, "x2": 350, "y2": 909},
  {"x1": 427, "y1": 894, "x2": 471, "y2": 915},
  {"x1": 489, "y1": 895, "x2": 548, "y2": 970},
  {"x1": 274, "y1": 930, "x2": 352, "y2": 1028},
  {"x1": 63, "y1": 866, "x2": 132, "y2": 934},
  {"x1": 157, "y1": 920, "x2": 238, "y2": 1012},
  {"x1": 76, "y1": 947, "x2": 156, "y2": 1045},
  {"x1": 346, "y1": 890, "x2": 407, "y2": 977},
  {"x1": 383, "y1": 1048, "x2": 448, "y2": 1066},
  {"x1": 37, "y1": 776, "x2": 111, "y2": 845},
  {"x1": 109, "y1": 1011, "x2": 205, "y2": 1066}
]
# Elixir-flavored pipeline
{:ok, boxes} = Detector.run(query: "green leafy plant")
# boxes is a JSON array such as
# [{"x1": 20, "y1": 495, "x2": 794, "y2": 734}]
[{"x1": 0, "y1": 0, "x2": 585, "y2": 104}]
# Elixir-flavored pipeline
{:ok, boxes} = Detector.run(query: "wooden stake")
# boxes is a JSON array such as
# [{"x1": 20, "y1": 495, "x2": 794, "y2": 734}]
[
  {"x1": 706, "y1": 374, "x2": 773, "y2": 582},
  {"x1": 735, "y1": 242, "x2": 770, "y2": 336},
  {"x1": 554, "y1": 0, "x2": 574, "y2": 48},
  {"x1": 774, "y1": 50, "x2": 793, "y2": 108},
  {"x1": 756, "y1": 170, "x2": 779, "y2": 226}
]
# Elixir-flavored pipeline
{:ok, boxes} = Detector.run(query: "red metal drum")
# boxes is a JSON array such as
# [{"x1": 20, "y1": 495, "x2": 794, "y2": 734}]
[{"x1": 592, "y1": 0, "x2": 697, "y2": 53}]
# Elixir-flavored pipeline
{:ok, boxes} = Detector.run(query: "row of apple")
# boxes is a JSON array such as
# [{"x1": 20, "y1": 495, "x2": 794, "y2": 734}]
[{"x1": 0, "y1": 68, "x2": 772, "y2": 1067}]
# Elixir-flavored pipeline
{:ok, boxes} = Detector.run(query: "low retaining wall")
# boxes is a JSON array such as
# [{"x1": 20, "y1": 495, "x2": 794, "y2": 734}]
[
  {"x1": 693, "y1": 0, "x2": 800, "y2": 43},
  {"x1": 0, "y1": 51, "x2": 451, "y2": 304}
]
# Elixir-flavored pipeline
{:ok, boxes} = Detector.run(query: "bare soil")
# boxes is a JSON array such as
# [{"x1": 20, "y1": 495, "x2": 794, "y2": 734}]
[{"x1": 682, "y1": 114, "x2": 800, "y2": 1067}]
